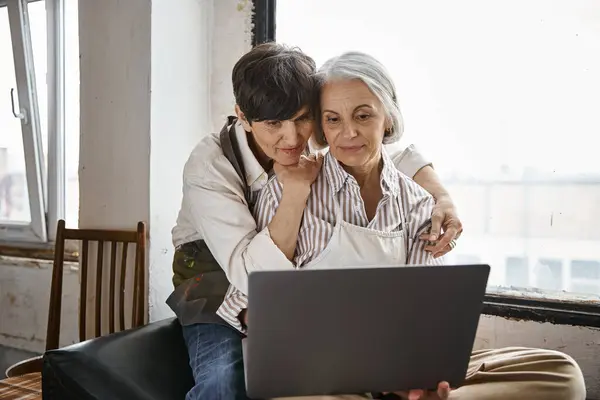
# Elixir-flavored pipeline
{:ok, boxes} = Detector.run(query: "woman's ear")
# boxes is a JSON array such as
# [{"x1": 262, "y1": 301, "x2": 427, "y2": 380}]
[
  {"x1": 235, "y1": 104, "x2": 252, "y2": 131},
  {"x1": 384, "y1": 118, "x2": 393, "y2": 135}
]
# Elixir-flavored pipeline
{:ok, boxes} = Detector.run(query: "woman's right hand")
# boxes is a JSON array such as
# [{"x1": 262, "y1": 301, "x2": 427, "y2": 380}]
[
  {"x1": 274, "y1": 153, "x2": 323, "y2": 192},
  {"x1": 392, "y1": 381, "x2": 452, "y2": 400}
]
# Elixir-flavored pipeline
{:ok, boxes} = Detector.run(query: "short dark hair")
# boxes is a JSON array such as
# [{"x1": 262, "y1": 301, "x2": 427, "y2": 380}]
[{"x1": 232, "y1": 42, "x2": 316, "y2": 123}]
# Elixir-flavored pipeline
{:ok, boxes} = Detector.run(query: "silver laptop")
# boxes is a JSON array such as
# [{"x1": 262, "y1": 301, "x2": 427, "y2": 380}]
[{"x1": 243, "y1": 265, "x2": 490, "y2": 399}]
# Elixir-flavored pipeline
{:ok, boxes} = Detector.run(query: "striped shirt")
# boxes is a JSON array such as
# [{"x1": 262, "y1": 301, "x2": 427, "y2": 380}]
[{"x1": 216, "y1": 149, "x2": 443, "y2": 332}]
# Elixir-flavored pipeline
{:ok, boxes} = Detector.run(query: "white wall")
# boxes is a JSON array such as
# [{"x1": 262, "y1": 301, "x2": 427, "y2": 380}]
[
  {"x1": 78, "y1": 0, "x2": 152, "y2": 231},
  {"x1": 0, "y1": 0, "x2": 599, "y2": 397},
  {"x1": 147, "y1": 0, "x2": 253, "y2": 320},
  {"x1": 77, "y1": 0, "x2": 253, "y2": 322},
  {"x1": 148, "y1": 0, "x2": 213, "y2": 321},
  {"x1": 209, "y1": 0, "x2": 253, "y2": 131}
]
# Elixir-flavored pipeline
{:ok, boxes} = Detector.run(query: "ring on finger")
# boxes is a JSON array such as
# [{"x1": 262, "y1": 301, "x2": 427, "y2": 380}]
[{"x1": 448, "y1": 239, "x2": 457, "y2": 249}]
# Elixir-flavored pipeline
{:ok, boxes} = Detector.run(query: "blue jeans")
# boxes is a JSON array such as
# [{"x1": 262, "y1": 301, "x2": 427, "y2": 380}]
[{"x1": 182, "y1": 323, "x2": 251, "y2": 400}]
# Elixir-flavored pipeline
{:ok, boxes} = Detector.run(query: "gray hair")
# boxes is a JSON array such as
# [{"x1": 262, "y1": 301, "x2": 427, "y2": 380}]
[{"x1": 312, "y1": 51, "x2": 404, "y2": 148}]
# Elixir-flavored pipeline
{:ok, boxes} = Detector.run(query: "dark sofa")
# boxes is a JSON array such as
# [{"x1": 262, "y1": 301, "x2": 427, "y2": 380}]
[{"x1": 42, "y1": 318, "x2": 194, "y2": 400}]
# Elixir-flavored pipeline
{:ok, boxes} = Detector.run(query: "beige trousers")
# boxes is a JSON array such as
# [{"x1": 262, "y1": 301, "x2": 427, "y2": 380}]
[{"x1": 274, "y1": 347, "x2": 586, "y2": 400}]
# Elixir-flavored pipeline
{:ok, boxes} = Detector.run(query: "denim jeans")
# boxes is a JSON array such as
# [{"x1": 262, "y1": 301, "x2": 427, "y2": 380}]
[{"x1": 182, "y1": 323, "x2": 251, "y2": 400}]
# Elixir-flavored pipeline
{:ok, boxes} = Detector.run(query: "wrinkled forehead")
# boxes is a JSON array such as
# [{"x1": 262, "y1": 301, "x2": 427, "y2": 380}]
[{"x1": 320, "y1": 79, "x2": 382, "y2": 113}]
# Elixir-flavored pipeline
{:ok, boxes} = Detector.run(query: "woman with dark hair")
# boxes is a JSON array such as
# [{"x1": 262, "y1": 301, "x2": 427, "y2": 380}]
[{"x1": 169, "y1": 44, "x2": 465, "y2": 400}]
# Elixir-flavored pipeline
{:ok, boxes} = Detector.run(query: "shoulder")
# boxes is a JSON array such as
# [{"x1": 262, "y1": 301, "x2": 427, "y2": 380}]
[
  {"x1": 182, "y1": 132, "x2": 243, "y2": 193},
  {"x1": 395, "y1": 173, "x2": 435, "y2": 238},
  {"x1": 396, "y1": 171, "x2": 435, "y2": 212},
  {"x1": 383, "y1": 140, "x2": 406, "y2": 160},
  {"x1": 382, "y1": 147, "x2": 431, "y2": 204},
  {"x1": 384, "y1": 142, "x2": 431, "y2": 179},
  {"x1": 384, "y1": 142, "x2": 420, "y2": 165},
  {"x1": 183, "y1": 133, "x2": 220, "y2": 175},
  {"x1": 397, "y1": 172, "x2": 430, "y2": 197}
]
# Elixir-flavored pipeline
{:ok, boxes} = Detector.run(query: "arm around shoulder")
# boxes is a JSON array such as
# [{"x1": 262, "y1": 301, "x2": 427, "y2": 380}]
[
  {"x1": 386, "y1": 143, "x2": 433, "y2": 181},
  {"x1": 183, "y1": 158, "x2": 294, "y2": 295},
  {"x1": 388, "y1": 142, "x2": 463, "y2": 254}
]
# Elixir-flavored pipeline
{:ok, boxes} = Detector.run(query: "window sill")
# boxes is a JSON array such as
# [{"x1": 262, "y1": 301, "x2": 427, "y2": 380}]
[
  {"x1": 2, "y1": 250, "x2": 598, "y2": 327},
  {"x1": 0, "y1": 243, "x2": 79, "y2": 263},
  {"x1": 0, "y1": 254, "x2": 79, "y2": 272},
  {"x1": 483, "y1": 286, "x2": 600, "y2": 328}
]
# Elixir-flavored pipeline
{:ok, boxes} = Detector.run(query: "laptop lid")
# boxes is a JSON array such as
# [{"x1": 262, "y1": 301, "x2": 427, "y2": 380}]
[{"x1": 244, "y1": 264, "x2": 490, "y2": 398}]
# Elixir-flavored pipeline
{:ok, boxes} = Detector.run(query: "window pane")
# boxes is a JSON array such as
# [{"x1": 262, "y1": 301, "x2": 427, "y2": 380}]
[
  {"x1": 277, "y1": 0, "x2": 600, "y2": 297},
  {"x1": 26, "y1": 0, "x2": 80, "y2": 231},
  {"x1": 571, "y1": 260, "x2": 600, "y2": 280},
  {"x1": 505, "y1": 257, "x2": 528, "y2": 287},
  {"x1": 0, "y1": 7, "x2": 30, "y2": 223}
]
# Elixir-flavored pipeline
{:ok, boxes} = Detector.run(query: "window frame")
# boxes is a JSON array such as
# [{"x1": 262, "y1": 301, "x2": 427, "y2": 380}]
[
  {"x1": 265, "y1": 0, "x2": 600, "y2": 326},
  {"x1": 252, "y1": 0, "x2": 275, "y2": 46},
  {"x1": 3, "y1": 0, "x2": 46, "y2": 243},
  {"x1": 45, "y1": 0, "x2": 65, "y2": 243},
  {"x1": 0, "y1": 0, "x2": 65, "y2": 246}
]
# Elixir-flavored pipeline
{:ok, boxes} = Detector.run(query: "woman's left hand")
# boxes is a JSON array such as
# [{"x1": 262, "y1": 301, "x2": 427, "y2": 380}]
[{"x1": 420, "y1": 195, "x2": 463, "y2": 258}]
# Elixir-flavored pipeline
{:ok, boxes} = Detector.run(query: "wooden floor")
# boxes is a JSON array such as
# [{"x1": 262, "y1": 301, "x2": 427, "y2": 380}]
[{"x1": 0, "y1": 373, "x2": 41, "y2": 400}]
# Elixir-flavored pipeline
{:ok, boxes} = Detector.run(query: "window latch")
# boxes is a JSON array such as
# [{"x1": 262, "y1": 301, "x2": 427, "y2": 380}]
[{"x1": 10, "y1": 88, "x2": 28, "y2": 124}]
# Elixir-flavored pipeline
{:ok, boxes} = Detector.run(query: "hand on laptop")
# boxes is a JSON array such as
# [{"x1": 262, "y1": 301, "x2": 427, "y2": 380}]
[{"x1": 391, "y1": 381, "x2": 452, "y2": 399}]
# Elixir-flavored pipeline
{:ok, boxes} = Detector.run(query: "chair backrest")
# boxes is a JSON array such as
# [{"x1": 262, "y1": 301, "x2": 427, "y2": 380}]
[{"x1": 45, "y1": 219, "x2": 147, "y2": 351}]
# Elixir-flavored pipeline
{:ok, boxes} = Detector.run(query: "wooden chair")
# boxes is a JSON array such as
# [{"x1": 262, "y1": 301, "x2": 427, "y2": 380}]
[{"x1": 5, "y1": 219, "x2": 147, "y2": 378}]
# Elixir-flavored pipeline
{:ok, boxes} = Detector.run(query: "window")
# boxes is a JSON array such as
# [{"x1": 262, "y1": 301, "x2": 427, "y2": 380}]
[
  {"x1": 276, "y1": 0, "x2": 600, "y2": 298},
  {"x1": 0, "y1": 0, "x2": 79, "y2": 245},
  {"x1": 505, "y1": 257, "x2": 529, "y2": 288},
  {"x1": 570, "y1": 260, "x2": 600, "y2": 295},
  {"x1": 571, "y1": 260, "x2": 600, "y2": 280},
  {"x1": 534, "y1": 258, "x2": 563, "y2": 291}
]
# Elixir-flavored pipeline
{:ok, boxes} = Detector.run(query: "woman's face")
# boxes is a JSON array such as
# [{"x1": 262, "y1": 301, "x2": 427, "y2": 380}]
[
  {"x1": 320, "y1": 79, "x2": 389, "y2": 168},
  {"x1": 237, "y1": 106, "x2": 314, "y2": 167}
]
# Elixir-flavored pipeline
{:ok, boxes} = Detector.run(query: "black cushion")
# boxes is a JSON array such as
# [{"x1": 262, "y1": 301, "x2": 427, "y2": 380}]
[{"x1": 42, "y1": 318, "x2": 194, "y2": 400}]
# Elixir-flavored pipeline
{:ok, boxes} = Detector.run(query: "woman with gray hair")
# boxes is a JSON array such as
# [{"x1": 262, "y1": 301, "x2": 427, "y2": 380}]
[{"x1": 243, "y1": 51, "x2": 587, "y2": 399}]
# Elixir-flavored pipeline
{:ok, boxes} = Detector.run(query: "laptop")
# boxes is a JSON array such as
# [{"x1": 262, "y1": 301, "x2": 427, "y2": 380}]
[{"x1": 243, "y1": 265, "x2": 490, "y2": 399}]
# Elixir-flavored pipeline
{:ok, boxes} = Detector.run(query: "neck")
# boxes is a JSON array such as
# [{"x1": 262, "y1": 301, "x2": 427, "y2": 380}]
[
  {"x1": 343, "y1": 151, "x2": 382, "y2": 189},
  {"x1": 247, "y1": 131, "x2": 273, "y2": 171}
]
